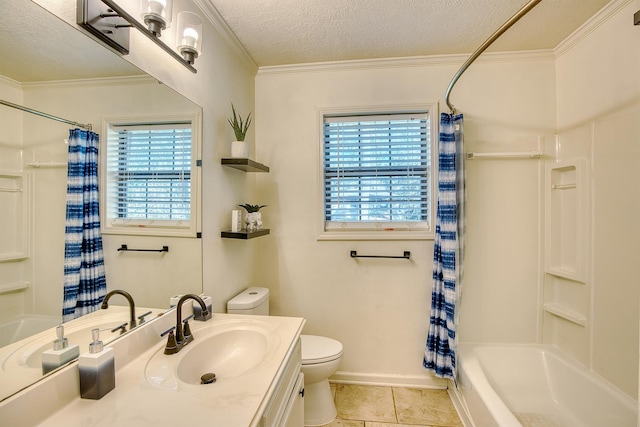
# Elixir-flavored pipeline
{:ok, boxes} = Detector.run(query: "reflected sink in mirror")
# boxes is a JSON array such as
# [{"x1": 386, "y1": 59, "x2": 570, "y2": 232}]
[
  {"x1": 145, "y1": 319, "x2": 281, "y2": 390},
  {"x1": 0, "y1": 306, "x2": 164, "y2": 395}
]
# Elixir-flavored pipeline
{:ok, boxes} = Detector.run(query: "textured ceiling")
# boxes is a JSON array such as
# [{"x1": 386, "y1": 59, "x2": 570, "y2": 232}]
[
  {"x1": 0, "y1": 0, "x2": 142, "y2": 83},
  {"x1": 0, "y1": 0, "x2": 611, "y2": 83},
  {"x1": 206, "y1": 0, "x2": 611, "y2": 66}
]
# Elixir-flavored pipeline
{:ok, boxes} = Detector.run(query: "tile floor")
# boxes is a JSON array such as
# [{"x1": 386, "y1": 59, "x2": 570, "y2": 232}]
[{"x1": 319, "y1": 384, "x2": 463, "y2": 427}]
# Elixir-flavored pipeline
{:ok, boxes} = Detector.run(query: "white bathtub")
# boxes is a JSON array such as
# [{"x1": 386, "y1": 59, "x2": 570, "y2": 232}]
[
  {"x1": 457, "y1": 343, "x2": 637, "y2": 427},
  {"x1": 0, "y1": 314, "x2": 60, "y2": 348}
]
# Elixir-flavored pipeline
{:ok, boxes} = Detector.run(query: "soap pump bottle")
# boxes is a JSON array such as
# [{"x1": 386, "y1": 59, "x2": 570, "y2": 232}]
[
  {"x1": 41, "y1": 324, "x2": 80, "y2": 374},
  {"x1": 78, "y1": 328, "x2": 115, "y2": 399}
]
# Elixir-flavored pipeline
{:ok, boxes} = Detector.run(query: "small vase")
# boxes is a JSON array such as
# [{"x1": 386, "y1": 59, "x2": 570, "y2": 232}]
[
  {"x1": 245, "y1": 212, "x2": 262, "y2": 232},
  {"x1": 231, "y1": 140, "x2": 250, "y2": 158}
]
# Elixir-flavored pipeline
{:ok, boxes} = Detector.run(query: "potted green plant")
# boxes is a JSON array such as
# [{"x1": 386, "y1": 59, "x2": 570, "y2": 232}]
[
  {"x1": 228, "y1": 104, "x2": 252, "y2": 158},
  {"x1": 239, "y1": 204, "x2": 266, "y2": 232}
]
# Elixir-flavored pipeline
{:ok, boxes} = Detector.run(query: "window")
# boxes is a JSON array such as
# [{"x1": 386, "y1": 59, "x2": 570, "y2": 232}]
[
  {"x1": 321, "y1": 107, "x2": 435, "y2": 239},
  {"x1": 102, "y1": 116, "x2": 200, "y2": 237}
]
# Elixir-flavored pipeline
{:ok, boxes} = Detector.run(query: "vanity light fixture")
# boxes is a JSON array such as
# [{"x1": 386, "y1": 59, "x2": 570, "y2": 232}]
[
  {"x1": 77, "y1": 0, "x2": 199, "y2": 73},
  {"x1": 176, "y1": 12, "x2": 203, "y2": 65},
  {"x1": 140, "y1": 0, "x2": 173, "y2": 37}
]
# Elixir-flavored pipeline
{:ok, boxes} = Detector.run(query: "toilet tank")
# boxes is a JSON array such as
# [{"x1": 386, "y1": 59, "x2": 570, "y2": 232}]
[{"x1": 227, "y1": 287, "x2": 269, "y2": 315}]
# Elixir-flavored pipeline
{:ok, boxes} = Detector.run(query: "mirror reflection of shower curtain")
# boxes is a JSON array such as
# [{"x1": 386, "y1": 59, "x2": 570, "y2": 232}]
[
  {"x1": 62, "y1": 129, "x2": 107, "y2": 322},
  {"x1": 423, "y1": 113, "x2": 465, "y2": 381}
]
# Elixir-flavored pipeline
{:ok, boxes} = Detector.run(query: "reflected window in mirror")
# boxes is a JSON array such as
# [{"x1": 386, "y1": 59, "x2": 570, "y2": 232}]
[{"x1": 101, "y1": 115, "x2": 201, "y2": 237}]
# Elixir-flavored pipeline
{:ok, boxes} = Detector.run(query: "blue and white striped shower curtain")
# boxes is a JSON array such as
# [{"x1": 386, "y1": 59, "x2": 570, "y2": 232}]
[
  {"x1": 423, "y1": 113, "x2": 465, "y2": 381},
  {"x1": 62, "y1": 129, "x2": 107, "y2": 322}
]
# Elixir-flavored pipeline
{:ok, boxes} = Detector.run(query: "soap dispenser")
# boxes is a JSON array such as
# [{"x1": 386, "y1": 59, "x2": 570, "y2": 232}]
[
  {"x1": 41, "y1": 324, "x2": 80, "y2": 375},
  {"x1": 78, "y1": 328, "x2": 115, "y2": 399}
]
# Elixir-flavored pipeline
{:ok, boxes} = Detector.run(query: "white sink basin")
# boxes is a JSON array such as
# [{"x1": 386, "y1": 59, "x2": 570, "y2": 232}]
[{"x1": 145, "y1": 319, "x2": 281, "y2": 390}]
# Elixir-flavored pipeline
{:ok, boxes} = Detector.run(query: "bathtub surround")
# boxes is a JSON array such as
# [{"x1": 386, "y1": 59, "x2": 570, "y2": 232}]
[
  {"x1": 424, "y1": 113, "x2": 466, "y2": 381},
  {"x1": 550, "y1": 0, "x2": 639, "y2": 400},
  {"x1": 62, "y1": 129, "x2": 106, "y2": 322}
]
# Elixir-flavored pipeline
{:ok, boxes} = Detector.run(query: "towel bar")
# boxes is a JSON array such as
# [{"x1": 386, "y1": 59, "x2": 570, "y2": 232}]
[
  {"x1": 117, "y1": 244, "x2": 169, "y2": 253},
  {"x1": 350, "y1": 250, "x2": 411, "y2": 259}
]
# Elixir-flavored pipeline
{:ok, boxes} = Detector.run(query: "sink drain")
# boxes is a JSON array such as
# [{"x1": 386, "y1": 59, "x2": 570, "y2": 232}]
[{"x1": 200, "y1": 373, "x2": 217, "y2": 384}]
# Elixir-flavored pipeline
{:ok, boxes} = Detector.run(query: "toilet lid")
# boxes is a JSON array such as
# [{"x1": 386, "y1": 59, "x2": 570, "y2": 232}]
[{"x1": 301, "y1": 335, "x2": 343, "y2": 364}]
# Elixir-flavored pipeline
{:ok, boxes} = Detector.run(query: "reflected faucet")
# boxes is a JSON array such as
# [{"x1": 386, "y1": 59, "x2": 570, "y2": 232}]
[
  {"x1": 101, "y1": 290, "x2": 136, "y2": 330},
  {"x1": 164, "y1": 294, "x2": 209, "y2": 355}
]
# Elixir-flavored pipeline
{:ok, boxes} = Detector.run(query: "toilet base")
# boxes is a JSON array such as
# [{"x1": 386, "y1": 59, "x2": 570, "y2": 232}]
[{"x1": 303, "y1": 378, "x2": 337, "y2": 426}]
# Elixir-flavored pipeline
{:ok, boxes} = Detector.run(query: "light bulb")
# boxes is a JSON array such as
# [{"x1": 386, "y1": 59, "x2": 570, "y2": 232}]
[
  {"x1": 148, "y1": 0, "x2": 166, "y2": 15},
  {"x1": 176, "y1": 11, "x2": 203, "y2": 64},
  {"x1": 141, "y1": 0, "x2": 173, "y2": 36},
  {"x1": 182, "y1": 27, "x2": 198, "y2": 48}
]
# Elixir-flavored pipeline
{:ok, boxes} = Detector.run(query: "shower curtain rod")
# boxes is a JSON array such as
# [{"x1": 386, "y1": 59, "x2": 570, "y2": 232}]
[
  {"x1": 0, "y1": 99, "x2": 92, "y2": 131},
  {"x1": 444, "y1": 0, "x2": 543, "y2": 114}
]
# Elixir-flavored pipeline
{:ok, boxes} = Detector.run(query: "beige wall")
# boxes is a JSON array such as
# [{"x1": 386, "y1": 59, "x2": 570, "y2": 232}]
[
  {"x1": 551, "y1": 0, "x2": 640, "y2": 399},
  {"x1": 254, "y1": 55, "x2": 556, "y2": 383}
]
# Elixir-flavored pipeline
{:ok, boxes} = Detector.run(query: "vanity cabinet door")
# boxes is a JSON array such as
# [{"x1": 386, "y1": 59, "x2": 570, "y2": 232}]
[{"x1": 281, "y1": 373, "x2": 304, "y2": 427}]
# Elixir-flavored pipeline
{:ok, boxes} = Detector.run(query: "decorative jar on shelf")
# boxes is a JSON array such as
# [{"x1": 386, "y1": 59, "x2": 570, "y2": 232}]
[
  {"x1": 239, "y1": 204, "x2": 266, "y2": 233},
  {"x1": 245, "y1": 212, "x2": 262, "y2": 232}
]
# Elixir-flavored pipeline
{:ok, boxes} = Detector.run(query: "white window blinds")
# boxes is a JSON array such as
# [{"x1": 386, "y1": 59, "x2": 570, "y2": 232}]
[
  {"x1": 106, "y1": 122, "x2": 192, "y2": 228},
  {"x1": 322, "y1": 112, "x2": 431, "y2": 230}
]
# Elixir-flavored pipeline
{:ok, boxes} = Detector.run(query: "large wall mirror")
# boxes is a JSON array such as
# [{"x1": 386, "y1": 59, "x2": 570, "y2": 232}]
[{"x1": 0, "y1": 0, "x2": 203, "y2": 401}]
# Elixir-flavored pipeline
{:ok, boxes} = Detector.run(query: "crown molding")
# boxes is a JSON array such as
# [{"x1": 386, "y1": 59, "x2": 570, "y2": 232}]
[
  {"x1": 196, "y1": 0, "x2": 258, "y2": 72},
  {"x1": 257, "y1": 50, "x2": 555, "y2": 76},
  {"x1": 0, "y1": 75, "x2": 22, "y2": 89},
  {"x1": 554, "y1": 0, "x2": 632, "y2": 58},
  {"x1": 20, "y1": 75, "x2": 157, "y2": 90}
]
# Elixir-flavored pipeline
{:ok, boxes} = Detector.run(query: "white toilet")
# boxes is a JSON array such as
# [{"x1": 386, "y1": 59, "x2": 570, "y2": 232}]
[{"x1": 227, "y1": 287, "x2": 344, "y2": 426}]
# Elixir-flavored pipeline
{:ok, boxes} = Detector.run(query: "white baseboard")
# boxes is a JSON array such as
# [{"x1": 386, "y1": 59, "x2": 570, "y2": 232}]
[
  {"x1": 447, "y1": 379, "x2": 474, "y2": 427},
  {"x1": 329, "y1": 370, "x2": 448, "y2": 389}
]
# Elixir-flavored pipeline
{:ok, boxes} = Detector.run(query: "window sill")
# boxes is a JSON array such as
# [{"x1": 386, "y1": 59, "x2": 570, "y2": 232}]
[
  {"x1": 102, "y1": 227, "x2": 198, "y2": 238},
  {"x1": 317, "y1": 230, "x2": 433, "y2": 241}
]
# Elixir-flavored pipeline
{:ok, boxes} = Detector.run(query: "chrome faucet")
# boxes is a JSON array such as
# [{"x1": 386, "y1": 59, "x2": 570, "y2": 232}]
[
  {"x1": 101, "y1": 290, "x2": 136, "y2": 330},
  {"x1": 164, "y1": 294, "x2": 209, "y2": 355}
]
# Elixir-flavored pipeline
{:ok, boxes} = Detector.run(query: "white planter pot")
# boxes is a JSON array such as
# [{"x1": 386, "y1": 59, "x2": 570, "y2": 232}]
[
  {"x1": 245, "y1": 212, "x2": 262, "y2": 232},
  {"x1": 231, "y1": 140, "x2": 250, "y2": 158}
]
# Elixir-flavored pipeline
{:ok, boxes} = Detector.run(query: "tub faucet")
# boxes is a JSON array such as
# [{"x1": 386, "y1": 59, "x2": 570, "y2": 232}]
[
  {"x1": 164, "y1": 294, "x2": 209, "y2": 355},
  {"x1": 101, "y1": 290, "x2": 136, "y2": 330}
]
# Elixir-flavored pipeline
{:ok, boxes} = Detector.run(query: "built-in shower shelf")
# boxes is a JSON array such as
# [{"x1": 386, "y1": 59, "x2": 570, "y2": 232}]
[
  {"x1": 0, "y1": 281, "x2": 30, "y2": 295},
  {"x1": 0, "y1": 253, "x2": 28, "y2": 263},
  {"x1": 545, "y1": 160, "x2": 587, "y2": 282},
  {"x1": 545, "y1": 267, "x2": 585, "y2": 283},
  {"x1": 544, "y1": 303, "x2": 586, "y2": 327}
]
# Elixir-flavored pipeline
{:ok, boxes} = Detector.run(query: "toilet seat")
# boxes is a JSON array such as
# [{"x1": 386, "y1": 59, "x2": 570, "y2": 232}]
[{"x1": 301, "y1": 335, "x2": 343, "y2": 365}]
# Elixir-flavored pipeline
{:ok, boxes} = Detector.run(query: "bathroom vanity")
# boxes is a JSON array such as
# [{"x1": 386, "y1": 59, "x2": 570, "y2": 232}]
[{"x1": 0, "y1": 307, "x2": 305, "y2": 427}]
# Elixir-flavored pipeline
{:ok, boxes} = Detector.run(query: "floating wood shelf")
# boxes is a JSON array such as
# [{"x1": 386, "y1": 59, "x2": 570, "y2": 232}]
[
  {"x1": 221, "y1": 158, "x2": 270, "y2": 172},
  {"x1": 221, "y1": 229, "x2": 270, "y2": 239}
]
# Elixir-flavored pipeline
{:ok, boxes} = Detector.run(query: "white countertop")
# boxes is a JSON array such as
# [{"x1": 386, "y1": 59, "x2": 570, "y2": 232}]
[{"x1": 0, "y1": 311, "x2": 305, "y2": 427}]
